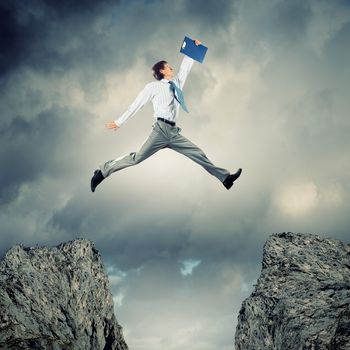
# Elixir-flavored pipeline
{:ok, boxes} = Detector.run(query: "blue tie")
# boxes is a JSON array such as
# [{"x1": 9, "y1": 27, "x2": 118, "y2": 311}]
[{"x1": 168, "y1": 81, "x2": 189, "y2": 113}]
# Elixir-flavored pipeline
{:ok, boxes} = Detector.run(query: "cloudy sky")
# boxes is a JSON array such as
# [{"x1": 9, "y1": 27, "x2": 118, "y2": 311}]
[{"x1": 1, "y1": 0, "x2": 350, "y2": 349}]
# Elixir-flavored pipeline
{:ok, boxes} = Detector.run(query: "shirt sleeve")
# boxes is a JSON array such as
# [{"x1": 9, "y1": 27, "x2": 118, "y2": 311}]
[
  {"x1": 115, "y1": 83, "x2": 154, "y2": 127},
  {"x1": 175, "y1": 55, "x2": 194, "y2": 89}
]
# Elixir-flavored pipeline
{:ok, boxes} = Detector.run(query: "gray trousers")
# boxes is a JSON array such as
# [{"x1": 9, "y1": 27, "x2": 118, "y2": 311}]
[{"x1": 99, "y1": 120, "x2": 230, "y2": 182}]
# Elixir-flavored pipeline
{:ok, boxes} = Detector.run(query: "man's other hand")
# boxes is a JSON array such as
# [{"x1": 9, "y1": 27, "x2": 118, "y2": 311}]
[
  {"x1": 194, "y1": 39, "x2": 202, "y2": 46},
  {"x1": 106, "y1": 121, "x2": 120, "y2": 131}
]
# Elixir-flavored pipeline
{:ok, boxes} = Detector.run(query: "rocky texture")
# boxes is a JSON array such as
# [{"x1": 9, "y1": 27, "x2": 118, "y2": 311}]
[
  {"x1": 235, "y1": 232, "x2": 350, "y2": 350},
  {"x1": 0, "y1": 239, "x2": 128, "y2": 350}
]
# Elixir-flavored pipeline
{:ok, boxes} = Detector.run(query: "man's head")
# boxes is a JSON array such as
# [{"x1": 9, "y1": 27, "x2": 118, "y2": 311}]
[{"x1": 152, "y1": 60, "x2": 174, "y2": 80}]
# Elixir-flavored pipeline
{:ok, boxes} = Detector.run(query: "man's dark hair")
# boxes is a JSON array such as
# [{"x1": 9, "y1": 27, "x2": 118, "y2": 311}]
[{"x1": 152, "y1": 60, "x2": 167, "y2": 80}]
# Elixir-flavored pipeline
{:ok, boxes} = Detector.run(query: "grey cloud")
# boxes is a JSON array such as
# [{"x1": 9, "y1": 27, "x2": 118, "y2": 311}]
[
  {"x1": 264, "y1": 1, "x2": 312, "y2": 44},
  {"x1": 46, "y1": 182, "x2": 272, "y2": 273},
  {"x1": 181, "y1": 0, "x2": 237, "y2": 32},
  {"x1": 47, "y1": 191, "x2": 194, "y2": 269},
  {"x1": 0, "y1": 106, "x2": 92, "y2": 203},
  {"x1": 323, "y1": 20, "x2": 350, "y2": 68},
  {"x1": 231, "y1": 0, "x2": 312, "y2": 64}
]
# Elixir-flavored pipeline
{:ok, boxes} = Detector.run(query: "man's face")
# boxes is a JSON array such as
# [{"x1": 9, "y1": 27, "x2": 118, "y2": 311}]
[{"x1": 160, "y1": 62, "x2": 174, "y2": 79}]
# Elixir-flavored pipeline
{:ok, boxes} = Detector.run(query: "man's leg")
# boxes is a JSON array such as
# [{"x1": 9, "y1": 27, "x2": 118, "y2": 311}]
[
  {"x1": 168, "y1": 128, "x2": 230, "y2": 183},
  {"x1": 99, "y1": 125, "x2": 167, "y2": 178}
]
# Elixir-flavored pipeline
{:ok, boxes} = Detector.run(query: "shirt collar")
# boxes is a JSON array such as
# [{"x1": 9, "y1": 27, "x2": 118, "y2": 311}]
[{"x1": 161, "y1": 78, "x2": 170, "y2": 83}]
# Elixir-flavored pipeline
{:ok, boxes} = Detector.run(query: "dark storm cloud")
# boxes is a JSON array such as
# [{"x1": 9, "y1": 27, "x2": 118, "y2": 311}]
[
  {"x1": 0, "y1": 1, "x2": 115, "y2": 76},
  {"x1": 0, "y1": 4, "x2": 23, "y2": 75}
]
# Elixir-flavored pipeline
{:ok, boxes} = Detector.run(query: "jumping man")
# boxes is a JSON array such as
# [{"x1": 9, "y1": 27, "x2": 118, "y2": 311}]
[{"x1": 91, "y1": 39, "x2": 242, "y2": 192}]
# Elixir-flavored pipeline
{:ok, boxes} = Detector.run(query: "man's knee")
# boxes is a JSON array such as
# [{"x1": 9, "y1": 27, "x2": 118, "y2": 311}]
[
  {"x1": 130, "y1": 152, "x2": 145, "y2": 165},
  {"x1": 129, "y1": 152, "x2": 139, "y2": 165}
]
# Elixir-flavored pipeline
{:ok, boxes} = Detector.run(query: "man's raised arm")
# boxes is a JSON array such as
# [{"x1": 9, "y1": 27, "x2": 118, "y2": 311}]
[
  {"x1": 175, "y1": 39, "x2": 201, "y2": 89},
  {"x1": 106, "y1": 82, "x2": 154, "y2": 130},
  {"x1": 175, "y1": 55, "x2": 194, "y2": 90}
]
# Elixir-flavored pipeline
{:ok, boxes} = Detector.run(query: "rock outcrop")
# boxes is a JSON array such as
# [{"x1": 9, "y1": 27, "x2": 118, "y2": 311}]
[
  {"x1": 235, "y1": 232, "x2": 350, "y2": 350},
  {"x1": 0, "y1": 239, "x2": 128, "y2": 350}
]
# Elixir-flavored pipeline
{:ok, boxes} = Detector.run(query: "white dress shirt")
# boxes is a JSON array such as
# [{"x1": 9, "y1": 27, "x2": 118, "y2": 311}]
[{"x1": 115, "y1": 55, "x2": 194, "y2": 127}]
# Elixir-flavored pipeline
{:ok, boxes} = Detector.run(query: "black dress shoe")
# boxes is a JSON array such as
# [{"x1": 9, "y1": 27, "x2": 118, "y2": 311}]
[
  {"x1": 223, "y1": 168, "x2": 242, "y2": 190},
  {"x1": 91, "y1": 170, "x2": 105, "y2": 192}
]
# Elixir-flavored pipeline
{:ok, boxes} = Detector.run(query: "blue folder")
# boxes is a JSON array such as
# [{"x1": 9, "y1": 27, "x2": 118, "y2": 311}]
[{"x1": 180, "y1": 36, "x2": 208, "y2": 63}]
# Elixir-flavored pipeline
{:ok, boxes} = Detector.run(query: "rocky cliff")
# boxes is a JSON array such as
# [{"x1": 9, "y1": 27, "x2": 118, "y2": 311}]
[
  {"x1": 235, "y1": 232, "x2": 350, "y2": 350},
  {"x1": 0, "y1": 239, "x2": 128, "y2": 350}
]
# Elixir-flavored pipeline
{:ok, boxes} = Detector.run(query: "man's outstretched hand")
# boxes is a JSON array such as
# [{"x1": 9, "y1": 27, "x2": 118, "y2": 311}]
[{"x1": 106, "y1": 121, "x2": 120, "y2": 131}]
